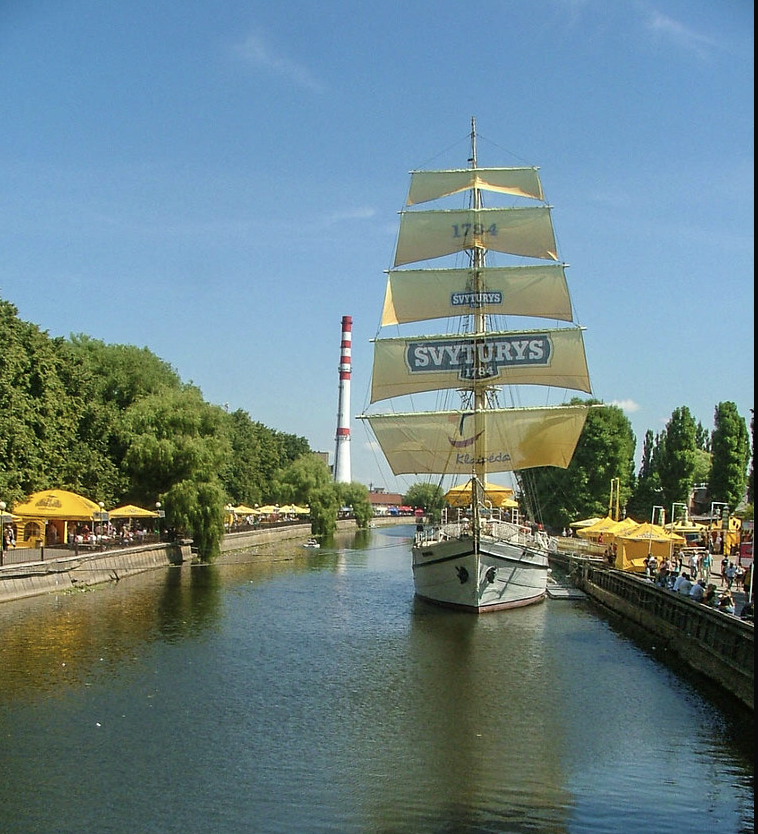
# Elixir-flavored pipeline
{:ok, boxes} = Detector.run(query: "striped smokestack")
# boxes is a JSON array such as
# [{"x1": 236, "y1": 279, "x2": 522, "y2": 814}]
[{"x1": 333, "y1": 315, "x2": 352, "y2": 483}]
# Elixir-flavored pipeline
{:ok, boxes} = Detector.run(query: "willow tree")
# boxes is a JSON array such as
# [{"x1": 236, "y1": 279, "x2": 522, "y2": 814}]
[{"x1": 122, "y1": 387, "x2": 230, "y2": 559}]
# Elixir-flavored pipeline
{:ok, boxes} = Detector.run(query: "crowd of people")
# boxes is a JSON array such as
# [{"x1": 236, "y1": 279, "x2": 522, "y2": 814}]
[
  {"x1": 65, "y1": 521, "x2": 151, "y2": 547},
  {"x1": 643, "y1": 547, "x2": 753, "y2": 621}
]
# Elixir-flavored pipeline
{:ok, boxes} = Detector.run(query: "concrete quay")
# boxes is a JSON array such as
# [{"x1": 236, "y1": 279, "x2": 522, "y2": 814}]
[{"x1": 556, "y1": 552, "x2": 753, "y2": 712}]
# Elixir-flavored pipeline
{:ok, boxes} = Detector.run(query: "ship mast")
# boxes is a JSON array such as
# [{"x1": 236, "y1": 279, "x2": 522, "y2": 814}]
[{"x1": 470, "y1": 116, "x2": 486, "y2": 530}]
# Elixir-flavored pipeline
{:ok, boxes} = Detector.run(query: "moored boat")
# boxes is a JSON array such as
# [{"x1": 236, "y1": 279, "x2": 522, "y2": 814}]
[{"x1": 358, "y1": 118, "x2": 595, "y2": 612}]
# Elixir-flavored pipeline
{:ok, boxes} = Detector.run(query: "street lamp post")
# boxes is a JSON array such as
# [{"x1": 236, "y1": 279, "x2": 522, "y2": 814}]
[
  {"x1": 155, "y1": 502, "x2": 165, "y2": 540},
  {"x1": 92, "y1": 501, "x2": 109, "y2": 550},
  {"x1": 0, "y1": 501, "x2": 5, "y2": 566}
]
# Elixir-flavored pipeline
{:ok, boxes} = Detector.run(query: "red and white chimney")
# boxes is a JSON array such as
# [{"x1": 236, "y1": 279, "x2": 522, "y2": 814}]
[{"x1": 333, "y1": 315, "x2": 352, "y2": 483}]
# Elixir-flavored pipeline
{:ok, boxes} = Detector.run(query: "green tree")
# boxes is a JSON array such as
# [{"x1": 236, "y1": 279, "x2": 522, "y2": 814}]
[
  {"x1": 0, "y1": 299, "x2": 80, "y2": 502},
  {"x1": 121, "y1": 388, "x2": 230, "y2": 558},
  {"x1": 656, "y1": 406, "x2": 698, "y2": 514},
  {"x1": 274, "y1": 453, "x2": 332, "y2": 506},
  {"x1": 308, "y1": 485, "x2": 340, "y2": 538},
  {"x1": 524, "y1": 402, "x2": 636, "y2": 530},
  {"x1": 708, "y1": 401, "x2": 749, "y2": 512},
  {"x1": 166, "y1": 477, "x2": 226, "y2": 561},
  {"x1": 220, "y1": 409, "x2": 267, "y2": 505},
  {"x1": 336, "y1": 482, "x2": 373, "y2": 529},
  {"x1": 627, "y1": 430, "x2": 663, "y2": 522},
  {"x1": 404, "y1": 482, "x2": 445, "y2": 522}
]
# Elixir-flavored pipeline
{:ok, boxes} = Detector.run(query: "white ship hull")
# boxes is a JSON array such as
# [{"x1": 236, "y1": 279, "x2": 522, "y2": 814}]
[{"x1": 412, "y1": 524, "x2": 550, "y2": 612}]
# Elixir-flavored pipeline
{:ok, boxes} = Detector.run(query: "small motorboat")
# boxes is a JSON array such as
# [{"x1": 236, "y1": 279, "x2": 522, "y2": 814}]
[{"x1": 303, "y1": 538, "x2": 320, "y2": 549}]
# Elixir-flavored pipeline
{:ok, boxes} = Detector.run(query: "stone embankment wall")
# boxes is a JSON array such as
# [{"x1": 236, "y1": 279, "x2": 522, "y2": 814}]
[
  {"x1": 554, "y1": 550, "x2": 754, "y2": 711},
  {"x1": 0, "y1": 517, "x2": 382, "y2": 604},
  {"x1": 0, "y1": 542, "x2": 192, "y2": 604}
]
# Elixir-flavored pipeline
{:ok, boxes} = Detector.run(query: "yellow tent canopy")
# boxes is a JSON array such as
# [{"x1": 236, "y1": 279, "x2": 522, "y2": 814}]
[
  {"x1": 613, "y1": 522, "x2": 686, "y2": 573},
  {"x1": 444, "y1": 479, "x2": 515, "y2": 508},
  {"x1": 619, "y1": 522, "x2": 686, "y2": 543},
  {"x1": 575, "y1": 516, "x2": 621, "y2": 540},
  {"x1": 602, "y1": 517, "x2": 640, "y2": 539},
  {"x1": 279, "y1": 504, "x2": 310, "y2": 514},
  {"x1": 108, "y1": 504, "x2": 159, "y2": 519},
  {"x1": 570, "y1": 516, "x2": 601, "y2": 529},
  {"x1": 256, "y1": 505, "x2": 279, "y2": 514},
  {"x1": 232, "y1": 504, "x2": 260, "y2": 515},
  {"x1": 12, "y1": 489, "x2": 102, "y2": 521}
]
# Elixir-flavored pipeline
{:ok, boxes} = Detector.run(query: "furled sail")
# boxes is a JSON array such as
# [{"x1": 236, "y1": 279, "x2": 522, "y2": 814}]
[
  {"x1": 393, "y1": 207, "x2": 558, "y2": 267},
  {"x1": 369, "y1": 328, "x2": 591, "y2": 404},
  {"x1": 360, "y1": 405, "x2": 592, "y2": 475},
  {"x1": 380, "y1": 264, "x2": 572, "y2": 326},
  {"x1": 406, "y1": 167, "x2": 545, "y2": 206}
]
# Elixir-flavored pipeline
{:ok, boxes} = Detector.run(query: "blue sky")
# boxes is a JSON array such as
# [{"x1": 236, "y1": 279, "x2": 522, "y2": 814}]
[{"x1": 1, "y1": 0, "x2": 753, "y2": 495}]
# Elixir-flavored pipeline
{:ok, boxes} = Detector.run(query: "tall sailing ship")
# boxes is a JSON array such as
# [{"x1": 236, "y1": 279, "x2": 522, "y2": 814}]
[{"x1": 358, "y1": 119, "x2": 595, "y2": 613}]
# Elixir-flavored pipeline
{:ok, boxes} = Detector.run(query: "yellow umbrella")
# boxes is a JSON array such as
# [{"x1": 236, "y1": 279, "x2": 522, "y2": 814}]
[
  {"x1": 444, "y1": 479, "x2": 515, "y2": 508},
  {"x1": 109, "y1": 504, "x2": 159, "y2": 518},
  {"x1": 570, "y1": 516, "x2": 602, "y2": 529},
  {"x1": 279, "y1": 504, "x2": 310, "y2": 514},
  {"x1": 232, "y1": 504, "x2": 260, "y2": 515},
  {"x1": 13, "y1": 489, "x2": 101, "y2": 521},
  {"x1": 256, "y1": 505, "x2": 279, "y2": 514}
]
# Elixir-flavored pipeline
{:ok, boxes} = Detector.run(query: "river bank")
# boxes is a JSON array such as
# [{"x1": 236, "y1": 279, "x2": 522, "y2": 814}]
[{"x1": 0, "y1": 517, "x2": 406, "y2": 604}]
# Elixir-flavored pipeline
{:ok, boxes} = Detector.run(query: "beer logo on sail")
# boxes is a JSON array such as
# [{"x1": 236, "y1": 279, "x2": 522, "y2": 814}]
[
  {"x1": 406, "y1": 334, "x2": 551, "y2": 381},
  {"x1": 446, "y1": 412, "x2": 483, "y2": 448},
  {"x1": 450, "y1": 290, "x2": 502, "y2": 309}
]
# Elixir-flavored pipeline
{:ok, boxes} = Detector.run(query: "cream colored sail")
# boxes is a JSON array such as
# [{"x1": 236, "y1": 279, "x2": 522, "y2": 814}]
[
  {"x1": 369, "y1": 328, "x2": 591, "y2": 404},
  {"x1": 393, "y1": 207, "x2": 558, "y2": 268},
  {"x1": 407, "y1": 167, "x2": 545, "y2": 206},
  {"x1": 358, "y1": 405, "x2": 592, "y2": 475},
  {"x1": 381, "y1": 264, "x2": 572, "y2": 326}
]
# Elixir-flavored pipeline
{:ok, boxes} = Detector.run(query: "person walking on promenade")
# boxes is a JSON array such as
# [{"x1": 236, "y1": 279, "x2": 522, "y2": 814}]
[
  {"x1": 720, "y1": 556, "x2": 729, "y2": 587},
  {"x1": 725, "y1": 561, "x2": 736, "y2": 591},
  {"x1": 688, "y1": 550, "x2": 699, "y2": 580},
  {"x1": 701, "y1": 550, "x2": 713, "y2": 584}
]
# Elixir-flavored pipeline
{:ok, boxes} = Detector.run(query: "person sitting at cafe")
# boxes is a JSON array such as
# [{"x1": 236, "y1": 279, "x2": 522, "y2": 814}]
[
  {"x1": 703, "y1": 584, "x2": 719, "y2": 607},
  {"x1": 673, "y1": 571, "x2": 693, "y2": 596},
  {"x1": 689, "y1": 578, "x2": 706, "y2": 603},
  {"x1": 718, "y1": 591, "x2": 736, "y2": 615}
]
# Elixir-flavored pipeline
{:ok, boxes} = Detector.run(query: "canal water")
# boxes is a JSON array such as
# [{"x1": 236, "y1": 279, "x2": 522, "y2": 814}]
[{"x1": 0, "y1": 525, "x2": 753, "y2": 834}]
